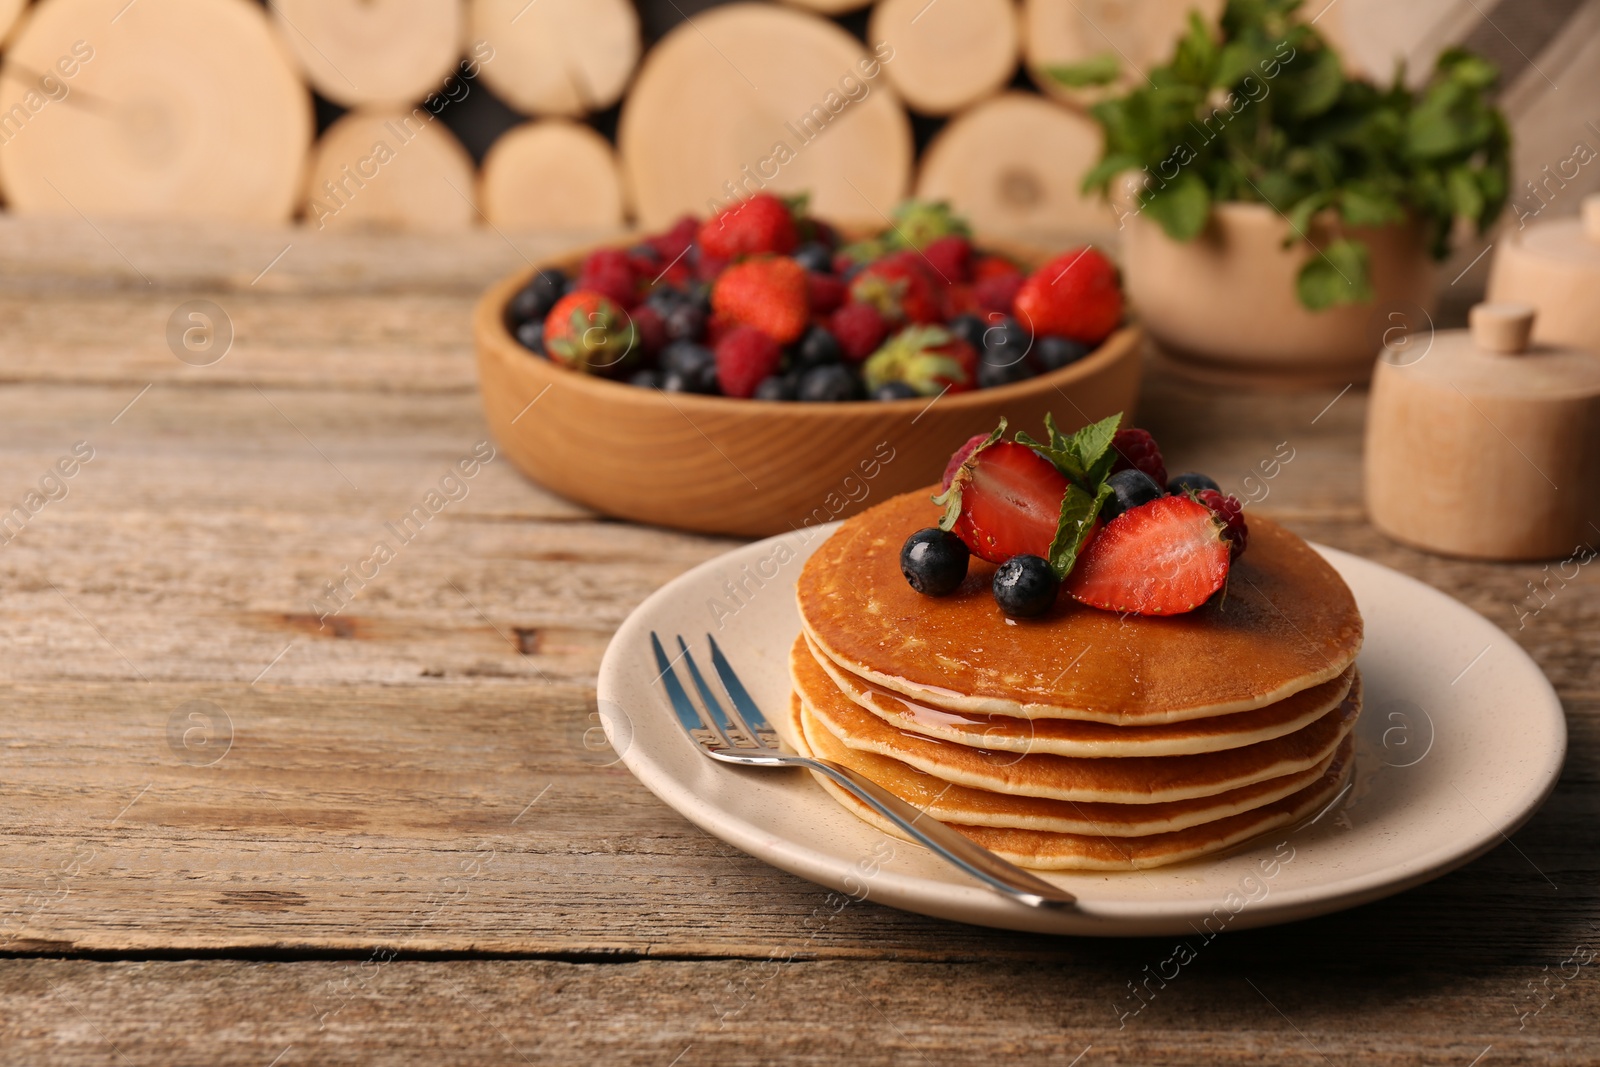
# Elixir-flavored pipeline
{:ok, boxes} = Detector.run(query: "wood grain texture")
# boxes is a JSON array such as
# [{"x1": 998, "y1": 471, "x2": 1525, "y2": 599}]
[{"x1": 0, "y1": 218, "x2": 1596, "y2": 1064}]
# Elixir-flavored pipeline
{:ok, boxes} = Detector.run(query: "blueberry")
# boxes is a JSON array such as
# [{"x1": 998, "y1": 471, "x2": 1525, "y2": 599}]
[
  {"x1": 644, "y1": 285, "x2": 686, "y2": 314},
  {"x1": 505, "y1": 268, "x2": 568, "y2": 328},
  {"x1": 796, "y1": 364, "x2": 860, "y2": 402},
  {"x1": 841, "y1": 263, "x2": 866, "y2": 283},
  {"x1": 663, "y1": 301, "x2": 706, "y2": 342},
  {"x1": 687, "y1": 283, "x2": 713, "y2": 314},
  {"x1": 1167, "y1": 471, "x2": 1221, "y2": 496},
  {"x1": 629, "y1": 368, "x2": 662, "y2": 389},
  {"x1": 753, "y1": 375, "x2": 796, "y2": 401},
  {"x1": 792, "y1": 325, "x2": 842, "y2": 370},
  {"x1": 977, "y1": 350, "x2": 1035, "y2": 389},
  {"x1": 992, "y1": 555, "x2": 1059, "y2": 618},
  {"x1": 794, "y1": 242, "x2": 833, "y2": 273},
  {"x1": 661, "y1": 340, "x2": 714, "y2": 377},
  {"x1": 981, "y1": 316, "x2": 1031, "y2": 370},
  {"x1": 948, "y1": 313, "x2": 986, "y2": 352},
  {"x1": 661, "y1": 365, "x2": 718, "y2": 394},
  {"x1": 514, "y1": 320, "x2": 546, "y2": 355},
  {"x1": 872, "y1": 381, "x2": 919, "y2": 401},
  {"x1": 1101, "y1": 468, "x2": 1164, "y2": 522},
  {"x1": 1033, "y1": 335, "x2": 1090, "y2": 373},
  {"x1": 629, "y1": 243, "x2": 660, "y2": 263},
  {"x1": 901, "y1": 528, "x2": 970, "y2": 597}
]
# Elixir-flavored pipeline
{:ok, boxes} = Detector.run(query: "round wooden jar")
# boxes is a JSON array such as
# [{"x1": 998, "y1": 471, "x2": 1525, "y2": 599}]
[
  {"x1": 1365, "y1": 303, "x2": 1600, "y2": 560},
  {"x1": 1487, "y1": 195, "x2": 1600, "y2": 351}
]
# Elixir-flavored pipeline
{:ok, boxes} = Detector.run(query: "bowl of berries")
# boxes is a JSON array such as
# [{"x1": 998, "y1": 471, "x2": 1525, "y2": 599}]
[{"x1": 474, "y1": 195, "x2": 1143, "y2": 537}]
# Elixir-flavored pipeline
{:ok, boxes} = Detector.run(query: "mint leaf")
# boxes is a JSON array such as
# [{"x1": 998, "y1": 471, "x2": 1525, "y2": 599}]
[
  {"x1": 1296, "y1": 237, "x2": 1373, "y2": 310},
  {"x1": 931, "y1": 419, "x2": 1005, "y2": 532},
  {"x1": 1046, "y1": 54, "x2": 1120, "y2": 88},
  {"x1": 1047, "y1": 482, "x2": 1114, "y2": 580},
  {"x1": 1018, "y1": 412, "x2": 1122, "y2": 489},
  {"x1": 1143, "y1": 173, "x2": 1210, "y2": 242}
]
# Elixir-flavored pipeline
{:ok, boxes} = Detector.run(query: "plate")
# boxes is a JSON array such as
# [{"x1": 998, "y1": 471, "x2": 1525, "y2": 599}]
[{"x1": 595, "y1": 523, "x2": 1566, "y2": 936}]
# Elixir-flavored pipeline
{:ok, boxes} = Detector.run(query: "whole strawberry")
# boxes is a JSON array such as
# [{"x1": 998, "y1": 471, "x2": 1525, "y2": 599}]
[
  {"x1": 1109, "y1": 427, "x2": 1167, "y2": 488},
  {"x1": 543, "y1": 291, "x2": 639, "y2": 374},
  {"x1": 862, "y1": 325, "x2": 977, "y2": 397},
  {"x1": 578, "y1": 248, "x2": 637, "y2": 307},
  {"x1": 711, "y1": 257, "x2": 809, "y2": 344},
  {"x1": 1195, "y1": 488, "x2": 1249, "y2": 558},
  {"x1": 1013, "y1": 247, "x2": 1123, "y2": 345},
  {"x1": 890, "y1": 199, "x2": 970, "y2": 250},
  {"x1": 850, "y1": 251, "x2": 942, "y2": 325},
  {"x1": 829, "y1": 303, "x2": 891, "y2": 363},
  {"x1": 699, "y1": 194, "x2": 799, "y2": 260},
  {"x1": 714, "y1": 326, "x2": 783, "y2": 399}
]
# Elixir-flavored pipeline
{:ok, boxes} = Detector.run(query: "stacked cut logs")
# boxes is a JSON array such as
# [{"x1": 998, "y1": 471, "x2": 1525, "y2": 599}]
[{"x1": 0, "y1": 0, "x2": 1563, "y2": 241}]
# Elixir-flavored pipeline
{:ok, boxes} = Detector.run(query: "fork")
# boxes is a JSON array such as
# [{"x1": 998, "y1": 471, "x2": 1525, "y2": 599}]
[{"x1": 650, "y1": 632, "x2": 1076, "y2": 909}]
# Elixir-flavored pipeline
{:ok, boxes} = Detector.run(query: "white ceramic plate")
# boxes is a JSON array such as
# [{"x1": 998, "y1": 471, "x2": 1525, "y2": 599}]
[{"x1": 596, "y1": 524, "x2": 1566, "y2": 936}]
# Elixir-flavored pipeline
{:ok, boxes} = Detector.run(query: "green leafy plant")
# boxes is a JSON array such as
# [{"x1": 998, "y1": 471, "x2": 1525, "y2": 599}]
[{"x1": 1050, "y1": 0, "x2": 1510, "y2": 309}]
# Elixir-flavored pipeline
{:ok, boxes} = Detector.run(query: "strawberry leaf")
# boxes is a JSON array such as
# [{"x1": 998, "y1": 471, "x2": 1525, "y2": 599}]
[{"x1": 931, "y1": 419, "x2": 1006, "y2": 532}]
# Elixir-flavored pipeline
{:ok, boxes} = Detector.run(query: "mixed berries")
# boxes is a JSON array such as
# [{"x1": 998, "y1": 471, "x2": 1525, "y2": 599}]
[
  {"x1": 501, "y1": 194, "x2": 1125, "y2": 401},
  {"x1": 901, "y1": 414, "x2": 1250, "y2": 619}
]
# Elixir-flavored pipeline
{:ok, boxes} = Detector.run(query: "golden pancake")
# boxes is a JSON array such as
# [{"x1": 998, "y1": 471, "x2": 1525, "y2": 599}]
[
  {"x1": 804, "y1": 632, "x2": 1354, "y2": 758},
  {"x1": 797, "y1": 489, "x2": 1363, "y2": 724},
  {"x1": 792, "y1": 634, "x2": 1362, "y2": 804},
  {"x1": 795, "y1": 696, "x2": 1338, "y2": 837},
  {"x1": 789, "y1": 683, "x2": 1356, "y2": 870}
]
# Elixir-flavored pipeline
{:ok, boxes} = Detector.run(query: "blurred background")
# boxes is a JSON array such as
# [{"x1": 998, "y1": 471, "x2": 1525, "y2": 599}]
[{"x1": 0, "y1": 0, "x2": 1593, "y2": 289}]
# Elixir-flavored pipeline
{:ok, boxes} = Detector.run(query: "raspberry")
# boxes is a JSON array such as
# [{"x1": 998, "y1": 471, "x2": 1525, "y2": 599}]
[
  {"x1": 974, "y1": 272, "x2": 1024, "y2": 316},
  {"x1": 1196, "y1": 488, "x2": 1249, "y2": 558},
  {"x1": 920, "y1": 235, "x2": 973, "y2": 283},
  {"x1": 631, "y1": 305, "x2": 666, "y2": 357},
  {"x1": 714, "y1": 326, "x2": 783, "y2": 399},
  {"x1": 807, "y1": 271, "x2": 848, "y2": 315},
  {"x1": 648, "y1": 215, "x2": 700, "y2": 262},
  {"x1": 972, "y1": 254, "x2": 1021, "y2": 281},
  {"x1": 578, "y1": 248, "x2": 636, "y2": 307},
  {"x1": 828, "y1": 303, "x2": 891, "y2": 363},
  {"x1": 1109, "y1": 428, "x2": 1168, "y2": 488}
]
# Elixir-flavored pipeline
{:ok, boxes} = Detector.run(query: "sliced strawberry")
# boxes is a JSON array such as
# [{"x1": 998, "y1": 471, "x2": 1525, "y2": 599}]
[
  {"x1": 949, "y1": 442, "x2": 1070, "y2": 564},
  {"x1": 941, "y1": 433, "x2": 990, "y2": 490},
  {"x1": 1066, "y1": 496, "x2": 1231, "y2": 616}
]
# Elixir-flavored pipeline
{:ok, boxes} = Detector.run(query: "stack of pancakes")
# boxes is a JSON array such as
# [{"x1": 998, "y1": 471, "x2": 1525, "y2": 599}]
[{"x1": 788, "y1": 491, "x2": 1365, "y2": 871}]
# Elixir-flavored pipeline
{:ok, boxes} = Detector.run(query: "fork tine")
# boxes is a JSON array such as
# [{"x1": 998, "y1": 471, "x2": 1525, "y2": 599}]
[
  {"x1": 707, "y1": 634, "x2": 779, "y2": 748},
  {"x1": 651, "y1": 632, "x2": 728, "y2": 748},
  {"x1": 676, "y1": 636, "x2": 753, "y2": 747}
]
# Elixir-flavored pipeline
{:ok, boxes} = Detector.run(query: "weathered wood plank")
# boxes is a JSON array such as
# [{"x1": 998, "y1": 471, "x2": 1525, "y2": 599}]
[
  {"x1": 0, "y1": 957, "x2": 1596, "y2": 1065},
  {"x1": 0, "y1": 677, "x2": 1593, "y2": 958}
]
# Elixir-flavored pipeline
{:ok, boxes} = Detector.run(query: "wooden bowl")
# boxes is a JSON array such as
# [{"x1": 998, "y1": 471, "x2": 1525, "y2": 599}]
[{"x1": 473, "y1": 247, "x2": 1143, "y2": 538}]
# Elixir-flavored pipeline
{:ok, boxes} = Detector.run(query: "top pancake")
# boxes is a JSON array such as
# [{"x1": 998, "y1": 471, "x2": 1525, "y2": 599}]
[{"x1": 798, "y1": 489, "x2": 1362, "y2": 723}]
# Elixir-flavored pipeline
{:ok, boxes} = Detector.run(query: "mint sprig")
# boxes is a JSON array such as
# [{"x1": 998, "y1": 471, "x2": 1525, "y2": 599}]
[{"x1": 1017, "y1": 413, "x2": 1123, "y2": 578}]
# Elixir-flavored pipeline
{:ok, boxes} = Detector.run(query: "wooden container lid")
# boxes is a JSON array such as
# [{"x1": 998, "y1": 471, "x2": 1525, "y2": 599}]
[
  {"x1": 1365, "y1": 302, "x2": 1600, "y2": 560},
  {"x1": 1486, "y1": 193, "x2": 1600, "y2": 351}
]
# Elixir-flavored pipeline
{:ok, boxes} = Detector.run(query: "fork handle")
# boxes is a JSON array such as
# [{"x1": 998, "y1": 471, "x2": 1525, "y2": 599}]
[{"x1": 807, "y1": 758, "x2": 1077, "y2": 908}]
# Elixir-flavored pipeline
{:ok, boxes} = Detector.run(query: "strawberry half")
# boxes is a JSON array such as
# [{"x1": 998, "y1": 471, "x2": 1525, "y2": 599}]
[
  {"x1": 1066, "y1": 496, "x2": 1231, "y2": 616},
  {"x1": 947, "y1": 442, "x2": 1070, "y2": 564}
]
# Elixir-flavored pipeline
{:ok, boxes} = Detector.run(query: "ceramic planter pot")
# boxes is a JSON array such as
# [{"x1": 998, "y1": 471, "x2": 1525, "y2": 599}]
[{"x1": 1123, "y1": 201, "x2": 1435, "y2": 386}]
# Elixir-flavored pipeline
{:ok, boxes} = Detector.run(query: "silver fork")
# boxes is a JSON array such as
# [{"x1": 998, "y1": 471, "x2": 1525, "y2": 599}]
[{"x1": 650, "y1": 632, "x2": 1076, "y2": 909}]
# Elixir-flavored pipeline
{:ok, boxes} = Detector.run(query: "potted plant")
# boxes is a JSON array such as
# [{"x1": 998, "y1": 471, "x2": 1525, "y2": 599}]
[{"x1": 1051, "y1": 0, "x2": 1510, "y2": 384}]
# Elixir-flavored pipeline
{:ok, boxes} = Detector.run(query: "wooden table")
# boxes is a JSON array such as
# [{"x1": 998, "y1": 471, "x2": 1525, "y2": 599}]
[{"x1": 1, "y1": 217, "x2": 1595, "y2": 1065}]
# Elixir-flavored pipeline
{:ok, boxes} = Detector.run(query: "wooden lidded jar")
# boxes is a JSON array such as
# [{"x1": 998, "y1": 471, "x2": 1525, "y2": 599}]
[
  {"x1": 1365, "y1": 302, "x2": 1600, "y2": 560},
  {"x1": 1486, "y1": 194, "x2": 1600, "y2": 351}
]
